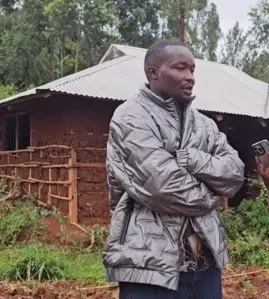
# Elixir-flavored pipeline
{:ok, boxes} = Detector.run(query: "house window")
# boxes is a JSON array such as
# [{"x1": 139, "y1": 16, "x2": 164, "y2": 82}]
[{"x1": 4, "y1": 113, "x2": 30, "y2": 150}]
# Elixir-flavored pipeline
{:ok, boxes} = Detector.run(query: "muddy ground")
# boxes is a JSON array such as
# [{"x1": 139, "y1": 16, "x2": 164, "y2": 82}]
[{"x1": 0, "y1": 268, "x2": 268, "y2": 299}]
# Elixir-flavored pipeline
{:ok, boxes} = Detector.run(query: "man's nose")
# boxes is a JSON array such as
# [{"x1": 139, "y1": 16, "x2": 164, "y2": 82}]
[{"x1": 185, "y1": 70, "x2": 195, "y2": 84}]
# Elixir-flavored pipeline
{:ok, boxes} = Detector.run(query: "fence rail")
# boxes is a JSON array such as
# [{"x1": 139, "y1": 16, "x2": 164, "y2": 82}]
[{"x1": 0, "y1": 145, "x2": 104, "y2": 225}]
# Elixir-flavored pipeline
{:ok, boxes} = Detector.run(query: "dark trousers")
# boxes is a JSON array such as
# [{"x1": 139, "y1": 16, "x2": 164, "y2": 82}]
[{"x1": 119, "y1": 267, "x2": 222, "y2": 299}]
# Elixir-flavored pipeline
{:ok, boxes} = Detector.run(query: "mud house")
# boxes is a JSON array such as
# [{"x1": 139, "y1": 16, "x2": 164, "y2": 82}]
[{"x1": 0, "y1": 44, "x2": 269, "y2": 225}]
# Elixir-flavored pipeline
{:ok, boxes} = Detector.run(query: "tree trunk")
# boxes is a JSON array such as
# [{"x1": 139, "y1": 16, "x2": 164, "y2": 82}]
[
  {"x1": 49, "y1": 54, "x2": 55, "y2": 81},
  {"x1": 179, "y1": 0, "x2": 185, "y2": 43}
]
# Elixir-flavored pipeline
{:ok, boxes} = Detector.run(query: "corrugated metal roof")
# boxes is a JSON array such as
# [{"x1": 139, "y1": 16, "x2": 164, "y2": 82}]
[
  {"x1": 0, "y1": 55, "x2": 137, "y2": 104},
  {"x1": 1, "y1": 44, "x2": 269, "y2": 118},
  {"x1": 105, "y1": 44, "x2": 269, "y2": 118}
]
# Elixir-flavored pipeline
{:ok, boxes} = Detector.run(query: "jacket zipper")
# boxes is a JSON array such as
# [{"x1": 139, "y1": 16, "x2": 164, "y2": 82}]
[
  {"x1": 119, "y1": 201, "x2": 134, "y2": 245},
  {"x1": 174, "y1": 100, "x2": 190, "y2": 286},
  {"x1": 175, "y1": 100, "x2": 185, "y2": 149},
  {"x1": 174, "y1": 217, "x2": 188, "y2": 287}
]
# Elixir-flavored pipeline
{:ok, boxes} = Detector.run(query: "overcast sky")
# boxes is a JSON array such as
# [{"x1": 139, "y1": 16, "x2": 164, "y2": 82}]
[{"x1": 213, "y1": 0, "x2": 259, "y2": 33}]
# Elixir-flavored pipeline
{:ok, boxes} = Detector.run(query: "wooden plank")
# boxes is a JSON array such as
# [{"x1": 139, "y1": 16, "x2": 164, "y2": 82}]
[
  {"x1": 42, "y1": 164, "x2": 69, "y2": 168},
  {"x1": 74, "y1": 163, "x2": 106, "y2": 168},
  {"x1": 48, "y1": 193, "x2": 70, "y2": 201},
  {"x1": 82, "y1": 147, "x2": 106, "y2": 151},
  {"x1": 29, "y1": 145, "x2": 71, "y2": 150},
  {"x1": 28, "y1": 177, "x2": 70, "y2": 185},
  {"x1": 69, "y1": 149, "x2": 78, "y2": 224},
  {"x1": 0, "y1": 162, "x2": 50, "y2": 167},
  {"x1": 0, "y1": 164, "x2": 40, "y2": 168},
  {"x1": 50, "y1": 154, "x2": 70, "y2": 159},
  {"x1": 0, "y1": 175, "x2": 69, "y2": 185},
  {"x1": 0, "y1": 148, "x2": 34, "y2": 155}
]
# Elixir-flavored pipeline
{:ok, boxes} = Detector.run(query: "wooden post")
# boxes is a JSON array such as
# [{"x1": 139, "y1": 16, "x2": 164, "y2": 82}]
[
  {"x1": 28, "y1": 152, "x2": 32, "y2": 194},
  {"x1": 68, "y1": 148, "x2": 78, "y2": 224},
  {"x1": 48, "y1": 168, "x2": 52, "y2": 205}
]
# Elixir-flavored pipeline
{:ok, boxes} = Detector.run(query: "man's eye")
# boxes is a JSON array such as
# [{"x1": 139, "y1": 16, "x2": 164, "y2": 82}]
[{"x1": 176, "y1": 65, "x2": 185, "y2": 70}]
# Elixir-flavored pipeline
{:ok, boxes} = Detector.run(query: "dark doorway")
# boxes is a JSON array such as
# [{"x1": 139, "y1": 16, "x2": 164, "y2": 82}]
[{"x1": 4, "y1": 113, "x2": 30, "y2": 150}]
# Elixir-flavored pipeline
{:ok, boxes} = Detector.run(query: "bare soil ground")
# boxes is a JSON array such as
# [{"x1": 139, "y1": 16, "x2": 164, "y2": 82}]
[{"x1": 0, "y1": 268, "x2": 268, "y2": 299}]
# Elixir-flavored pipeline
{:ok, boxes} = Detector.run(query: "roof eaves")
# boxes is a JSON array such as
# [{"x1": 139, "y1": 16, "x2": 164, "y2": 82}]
[{"x1": 0, "y1": 89, "x2": 48, "y2": 107}]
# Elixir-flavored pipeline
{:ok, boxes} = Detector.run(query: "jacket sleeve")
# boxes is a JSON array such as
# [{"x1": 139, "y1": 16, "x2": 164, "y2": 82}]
[
  {"x1": 177, "y1": 119, "x2": 245, "y2": 197},
  {"x1": 108, "y1": 113, "x2": 220, "y2": 217},
  {"x1": 106, "y1": 159, "x2": 125, "y2": 216}
]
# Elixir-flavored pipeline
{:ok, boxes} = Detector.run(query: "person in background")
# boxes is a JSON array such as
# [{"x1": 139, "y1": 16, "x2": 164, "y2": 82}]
[
  {"x1": 104, "y1": 40, "x2": 245, "y2": 299},
  {"x1": 256, "y1": 153, "x2": 269, "y2": 191}
]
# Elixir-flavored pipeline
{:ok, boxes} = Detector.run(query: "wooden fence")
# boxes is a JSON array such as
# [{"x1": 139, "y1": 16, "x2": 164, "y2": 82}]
[{"x1": 0, "y1": 145, "x2": 106, "y2": 225}]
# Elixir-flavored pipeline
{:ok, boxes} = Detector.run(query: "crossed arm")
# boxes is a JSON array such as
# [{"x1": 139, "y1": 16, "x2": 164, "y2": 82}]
[{"x1": 107, "y1": 113, "x2": 245, "y2": 216}]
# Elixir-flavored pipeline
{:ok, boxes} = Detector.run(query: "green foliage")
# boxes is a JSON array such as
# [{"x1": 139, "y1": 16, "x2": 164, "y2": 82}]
[
  {"x1": 111, "y1": 0, "x2": 160, "y2": 47},
  {"x1": 3, "y1": 244, "x2": 65, "y2": 281},
  {"x1": 0, "y1": 84, "x2": 17, "y2": 100},
  {"x1": 248, "y1": 0, "x2": 269, "y2": 49},
  {"x1": 0, "y1": 195, "x2": 106, "y2": 283},
  {"x1": 0, "y1": 244, "x2": 105, "y2": 282},
  {"x1": 241, "y1": 278, "x2": 258, "y2": 294},
  {"x1": 220, "y1": 22, "x2": 247, "y2": 68},
  {"x1": 156, "y1": 0, "x2": 221, "y2": 60},
  {"x1": 222, "y1": 179, "x2": 269, "y2": 266},
  {"x1": 85, "y1": 224, "x2": 108, "y2": 252},
  {"x1": 0, "y1": 198, "x2": 45, "y2": 249},
  {"x1": 0, "y1": 0, "x2": 268, "y2": 96},
  {"x1": 220, "y1": 1, "x2": 269, "y2": 83},
  {"x1": 0, "y1": 0, "x2": 120, "y2": 89}
]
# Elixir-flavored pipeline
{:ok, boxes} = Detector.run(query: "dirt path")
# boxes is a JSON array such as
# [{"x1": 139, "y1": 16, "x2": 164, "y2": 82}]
[{"x1": 0, "y1": 269, "x2": 268, "y2": 299}]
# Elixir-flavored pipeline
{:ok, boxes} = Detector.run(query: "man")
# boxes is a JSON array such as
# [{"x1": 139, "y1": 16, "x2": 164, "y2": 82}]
[
  {"x1": 256, "y1": 153, "x2": 269, "y2": 191},
  {"x1": 104, "y1": 40, "x2": 245, "y2": 299}
]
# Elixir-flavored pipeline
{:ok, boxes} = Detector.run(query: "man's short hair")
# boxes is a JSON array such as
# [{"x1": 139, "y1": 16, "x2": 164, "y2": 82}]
[{"x1": 144, "y1": 40, "x2": 186, "y2": 72}]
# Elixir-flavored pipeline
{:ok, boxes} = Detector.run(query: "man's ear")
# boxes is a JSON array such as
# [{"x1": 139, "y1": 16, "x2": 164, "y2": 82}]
[{"x1": 147, "y1": 66, "x2": 158, "y2": 80}]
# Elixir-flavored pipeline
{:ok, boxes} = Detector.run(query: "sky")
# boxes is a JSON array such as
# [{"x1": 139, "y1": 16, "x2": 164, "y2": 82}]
[{"x1": 213, "y1": 0, "x2": 259, "y2": 34}]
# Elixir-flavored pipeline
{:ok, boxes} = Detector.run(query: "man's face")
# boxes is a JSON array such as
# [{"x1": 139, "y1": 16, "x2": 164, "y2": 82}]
[{"x1": 148, "y1": 45, "x2": 195, "y2": 101}]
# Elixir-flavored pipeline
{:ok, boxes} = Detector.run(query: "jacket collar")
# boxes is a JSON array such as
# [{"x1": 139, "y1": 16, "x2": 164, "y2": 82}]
[{"x1": 140, "y1": 84, "x2": 193, "y2": 119}]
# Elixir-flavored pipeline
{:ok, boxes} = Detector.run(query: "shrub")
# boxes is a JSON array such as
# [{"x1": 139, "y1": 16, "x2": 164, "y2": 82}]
[
  {"x1": 3, "y1": 244, "x2": 65, "y2": 281},
  {"x1": 0, "y1": 198, "x2": 45, "y2": 248},
  {"x1": 222, "y1": 179, "x2": 269, "y2": 266}
]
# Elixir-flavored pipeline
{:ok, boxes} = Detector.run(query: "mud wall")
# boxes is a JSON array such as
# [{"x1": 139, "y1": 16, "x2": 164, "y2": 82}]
[
  {"x1": 0, "y1": 95, "x2": 120, "y2": 225},
  {"x1": 0, "y1": 96, "x2": 267, "y2": 224}
]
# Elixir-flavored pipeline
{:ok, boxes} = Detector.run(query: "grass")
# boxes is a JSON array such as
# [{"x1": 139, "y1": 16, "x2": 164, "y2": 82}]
[
  {"x1": 0, "y1": 244, "x2": 105, "y2": 283},
  {"x1": 0, "y1": 198, "x2": 47, "y2": 249},
  {"x1": 0, "y1": 195, "x2": 106, "y2": 283}
]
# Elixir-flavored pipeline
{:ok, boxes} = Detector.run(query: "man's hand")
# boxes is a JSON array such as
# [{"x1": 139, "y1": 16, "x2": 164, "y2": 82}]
[{"x1": 256, "y1": 153, "x2": 269, "y2": 190}]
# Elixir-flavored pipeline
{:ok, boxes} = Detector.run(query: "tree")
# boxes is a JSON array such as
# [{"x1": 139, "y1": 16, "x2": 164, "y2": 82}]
[
  {"x1": 157, "y1": 0, "x2": 208, "y2": 40},
  {"x1": 248, "y1": 0, "x2": 269, "y2": 49},
  {"x1": 243, "y1": 0, "x2": 269, "y2": 82},
  {"x1": 0, "y1": 0, "x2": 119, "y2": 89},
  {"x1": 0, "y1": 5, "x2": 49, "y2": 89},
  {"x1": 220, "y1": 22, "x2": 247, "y2": 68},
  {"x1": 199, "y1": 3, "x2": 221, "y2": 61},
  {"x1": 0, "y1": 84, "x2": 17, "y2": 100},
  {"x1": 243, "y1": 50, "x2": 269, "y2": 83},
  {"x1": 157, "y1": 0, "x2": 221, "y2": 60},
  {"x1": 111, "y1": 0, "x2": 160, "y2": 47},
  {"x1": 0, "y1": 0, "x2": 18, "y2": 13}
]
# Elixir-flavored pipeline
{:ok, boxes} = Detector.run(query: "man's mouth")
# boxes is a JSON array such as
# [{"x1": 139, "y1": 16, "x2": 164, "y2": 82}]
[{"x1": 181, "y1": 85, "x2": 193, "y2": 96}]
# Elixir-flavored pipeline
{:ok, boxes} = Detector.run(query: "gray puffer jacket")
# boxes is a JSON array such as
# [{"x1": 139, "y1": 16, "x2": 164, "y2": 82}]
[{"x1": 104, "y1": 85, "x2": 245, "y2": 291}]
